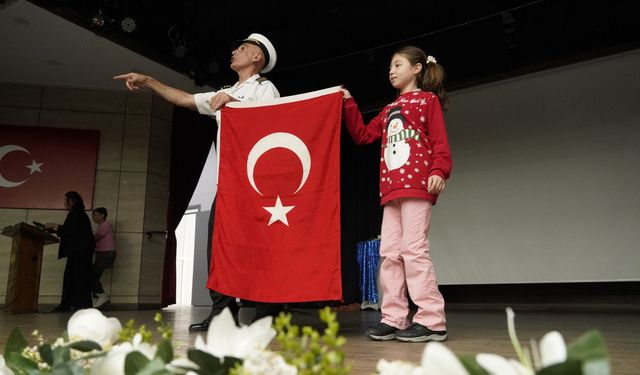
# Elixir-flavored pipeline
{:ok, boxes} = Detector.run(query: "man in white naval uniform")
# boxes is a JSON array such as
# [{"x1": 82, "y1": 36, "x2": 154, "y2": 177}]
[
  {"x1": 114, "y1": 33, "x2": 280, "y2": 331},
  {"x1": 114, "y1": 33, "x2": 278, "y2": 115}
]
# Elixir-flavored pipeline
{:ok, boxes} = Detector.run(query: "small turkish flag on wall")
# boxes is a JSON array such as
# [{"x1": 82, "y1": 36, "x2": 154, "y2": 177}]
[
  {"x1": 0, "y1": 125, "x2": 99, "y2": 209},
  {"x1": 208, "y1": 87, "x2": 343, "y2": 303}
]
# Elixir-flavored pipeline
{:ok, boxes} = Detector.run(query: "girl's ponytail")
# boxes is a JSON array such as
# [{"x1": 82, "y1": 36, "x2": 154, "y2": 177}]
[
  {"x1": 423, "y1": 59, "x2": 448, "y2": 111},
  {"x1": 395, "y1": 46, "x2": 449, "y2": 110}
]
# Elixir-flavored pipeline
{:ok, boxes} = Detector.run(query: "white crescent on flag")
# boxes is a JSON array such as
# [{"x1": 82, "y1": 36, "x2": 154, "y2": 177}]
[
  {"x1": 245, "y1": 132, "x2": 311, "y2": 196},
  {"x1": 0, "y1": 144, "x2": 30, "y2": 188}
]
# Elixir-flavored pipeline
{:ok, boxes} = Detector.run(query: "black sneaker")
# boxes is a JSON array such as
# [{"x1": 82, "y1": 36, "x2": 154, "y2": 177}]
[
  {"x1": 366, "y1": 322, "x2": 398, "y2": 341},
  {"x1": 395, "y1": 323, "x2": 447, "y2": 342}
]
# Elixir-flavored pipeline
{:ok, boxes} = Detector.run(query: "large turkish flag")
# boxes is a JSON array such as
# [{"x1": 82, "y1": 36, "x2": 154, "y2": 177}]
[
  {"x1": 207, "y1": 87, "x2": 342, "y2": 302},
  {"x1": 0, "y1": 125, "x2": 99, "y2": 209}
]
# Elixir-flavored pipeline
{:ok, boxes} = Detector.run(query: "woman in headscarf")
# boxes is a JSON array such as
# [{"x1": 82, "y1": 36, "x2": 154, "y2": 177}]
[{"x1": 46, "y1": 191, "x2": 95, "y2": 312}]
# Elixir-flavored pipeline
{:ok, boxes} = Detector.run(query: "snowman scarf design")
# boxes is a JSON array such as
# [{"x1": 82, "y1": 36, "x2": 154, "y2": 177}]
[
  {"x1": 387, "y1": 128, "x2": 420, "y2": 144},
  {"x1": 384, "y1": 107, "x2": 420, "y2": 171}
]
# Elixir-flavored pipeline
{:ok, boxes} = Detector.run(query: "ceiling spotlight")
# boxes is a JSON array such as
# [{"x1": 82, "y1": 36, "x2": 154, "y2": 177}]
[
  {"x1": 168, "y1": 26, "x2": 188, "y2": 58},
  {"x1": 173, "y1": 44, "x2": 187, "y2": 58},
  {"x1": 120, "y1": 17, "x2": 136, "y2": 33},
  {"x1": 501, "y1": 12, "x2": 516, "y2": 35},
  {"x1": 501, "y1": 11, "x2": 517, "y2": 51},
  {"x1": 91, "y1": 9, "x2": 108, "y2": 29}
]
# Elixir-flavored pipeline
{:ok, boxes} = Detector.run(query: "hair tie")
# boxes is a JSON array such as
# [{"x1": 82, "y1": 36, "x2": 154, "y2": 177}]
[{"x1": 426, "y1": 55, "x2": 437, "y2": 64}]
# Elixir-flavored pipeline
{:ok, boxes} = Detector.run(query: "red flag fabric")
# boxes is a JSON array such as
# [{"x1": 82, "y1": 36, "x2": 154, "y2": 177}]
[
  {"x1": 0, "y1": 125, "x2": 99, "y2": 209},
  {"x1": 207, "y1": 87, "x2": 343, "y2": 303}
]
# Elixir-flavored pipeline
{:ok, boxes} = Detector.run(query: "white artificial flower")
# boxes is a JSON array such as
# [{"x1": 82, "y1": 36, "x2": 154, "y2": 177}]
[
  {"x1": 0, "y1": 355, "x2": 15, "y2": 375},
  {"x1": 538, "y1": 331, "x2": 567, "y2": 368},
  {"x1": 194, "y1": 308, "x2": 276, "y2": 360},
  {"x1": 91, "y1": 334, "x2": 157, "y2": 375},
  {"x1": 376, "y1": 358, "x2": 425, "y2": 375},
  {"x1": 476, "y1": 353, "x2": 533, "y2": 375},
  {"x1": 242, "y1": 350, "x2": 297, "y2": 375},
  {"x1": 166, "y1": 357, "x2": 199, "y2": 374},
  {"x1": 91, "y1": 348, "x2": 128, "y2": 375},
  {"x1": 421, "y1": 342, "x2": 470, "y2": 375},
  {"x1": 67, "y1": 308, "x2": 122, "y2": 350}
]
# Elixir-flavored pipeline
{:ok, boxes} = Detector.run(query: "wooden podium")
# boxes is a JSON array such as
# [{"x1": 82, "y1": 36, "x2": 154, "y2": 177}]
[{"x1": 2, "y1": 222, "x2": 59, "y2": 313}]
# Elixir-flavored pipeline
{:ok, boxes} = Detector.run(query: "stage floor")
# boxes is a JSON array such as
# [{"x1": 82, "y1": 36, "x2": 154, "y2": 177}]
[{"x1": 1, "y1": 305, "x2": 638, "y2": 374}]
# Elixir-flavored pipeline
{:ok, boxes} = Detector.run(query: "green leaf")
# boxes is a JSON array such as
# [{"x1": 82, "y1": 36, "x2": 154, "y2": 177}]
[
  {"x1": 457, "y1": 354, "x2": 490, "y2": 375},
  {"x1": 537, "y1": 359, "x2": 582, "y2": 375},
  {"x1": 187, "y1": 349, "x2": 241, "y2": 375},
  {"x1": 567, "y1": 330, "x2": 608, "y2": 361},
  {"x1": 53, "y1": 345, "x2": 71, "y2": 366},
  {"x1": 155, "y1": 339, "x2": 173, "y2": 363},
  {"x1": 187, "y1": 349, "x2": 223, "y2": 374},
  {"x1": 68, "y1": 340, "x2": 102, "y2": 352},
  {"x1": 5, "y1": 351, "x2": 39, "y2": 374},
  {"x1": 4, "y1": 327, "x2": 28, "y2": 357},
  {"x1": 38, "y1": 344, "x2": 54, "y2": 366},
  {"x1": 52, "y1": 362, "x2": 85, "y2": 375},
  {"x1": 125, "y1": 351, "x2": 151, "y2": 375}
]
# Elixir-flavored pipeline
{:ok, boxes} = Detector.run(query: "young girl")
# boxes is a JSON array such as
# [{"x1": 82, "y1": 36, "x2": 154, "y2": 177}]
[{"x1": 341, "y1": 46, "x2": 452, "y2": 342}]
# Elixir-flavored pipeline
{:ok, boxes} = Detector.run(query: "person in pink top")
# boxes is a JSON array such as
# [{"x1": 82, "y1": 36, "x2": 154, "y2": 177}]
[
  {"x1": 341, "y1": 45, "x2": 452, "y2": 342},
  {"x1": 91, "y1": 207, "x2": 116, "y2": 308}
]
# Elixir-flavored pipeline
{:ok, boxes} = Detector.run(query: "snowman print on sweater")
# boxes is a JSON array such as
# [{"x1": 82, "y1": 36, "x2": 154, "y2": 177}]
[{"x1": 384, "y1": 106, "x2": 420, "y2": 171}]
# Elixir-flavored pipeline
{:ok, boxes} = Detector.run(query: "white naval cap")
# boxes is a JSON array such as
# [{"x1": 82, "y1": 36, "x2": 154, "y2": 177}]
[{"x1": 231, "y1": 33, "x2": 277, "y2": 73}]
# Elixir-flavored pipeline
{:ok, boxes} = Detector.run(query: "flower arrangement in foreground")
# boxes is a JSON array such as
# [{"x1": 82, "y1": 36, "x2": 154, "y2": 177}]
[
  {"x1": 0, "y1": 307, "x2": 608, "y2": 375},
  {"x1": 0, "y1": 307, "x2": 347, "y2": 375}
]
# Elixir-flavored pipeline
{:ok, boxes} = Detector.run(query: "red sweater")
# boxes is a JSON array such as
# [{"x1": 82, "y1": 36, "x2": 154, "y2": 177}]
[{"x1": 343, "y1": 91, "x2": 452, "y2": 205}]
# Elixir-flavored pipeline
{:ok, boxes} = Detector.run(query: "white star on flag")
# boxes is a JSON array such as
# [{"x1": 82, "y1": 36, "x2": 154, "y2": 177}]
[
  {"x1": 263, "y1": 195, "x2": 294, "y2": 226},
  {"x1": 26, "y1": 160, "x2": 43, "y2": 174}
]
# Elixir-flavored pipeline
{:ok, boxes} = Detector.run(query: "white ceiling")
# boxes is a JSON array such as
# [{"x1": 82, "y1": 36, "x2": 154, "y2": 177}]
[{"x1": 0, "y1": 0, "x2": 211, "y2": 92}]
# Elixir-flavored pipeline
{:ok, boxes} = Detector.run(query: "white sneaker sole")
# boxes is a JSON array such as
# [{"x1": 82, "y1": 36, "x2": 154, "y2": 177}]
[
  {"x1": 396, "y1": 333, "x2": 448, "y2": 342},
  {"x1": 367, "y1": 333, "x2": 397, "y2": 341}
]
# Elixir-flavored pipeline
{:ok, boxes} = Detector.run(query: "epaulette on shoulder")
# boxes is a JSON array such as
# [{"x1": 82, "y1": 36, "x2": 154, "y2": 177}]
[{"x1": 256, "y1": 76, "x2": 270, "y2": 84}]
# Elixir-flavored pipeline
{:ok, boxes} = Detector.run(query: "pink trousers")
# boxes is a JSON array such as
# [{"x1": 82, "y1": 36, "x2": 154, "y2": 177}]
[{"x1": 379, "y1": 198, "x2": 446, "y2": 331}]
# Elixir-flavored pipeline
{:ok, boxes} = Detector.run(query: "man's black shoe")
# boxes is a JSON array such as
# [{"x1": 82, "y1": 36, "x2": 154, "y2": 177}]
[
  {"x1": 252, "y1": 303, "x2": 285, "y2": 322},
  {"x1": 188, "y1": 318, "x2": 210, "y2": 332},
  {"x1": 366, "y1": 322, "x2": 398, "y2": 341},
  {"x1": 395, "y1": 322, "x2": 447, "y2": 342}
]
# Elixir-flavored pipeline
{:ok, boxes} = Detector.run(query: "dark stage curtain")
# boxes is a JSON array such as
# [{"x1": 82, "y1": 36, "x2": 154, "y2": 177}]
[
  {"x1": 339, "y1": 122, "x2": 383, "y2": 303},
  {"x1": 161, "y1": 107, "x2": 216, "y2": 307}
]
